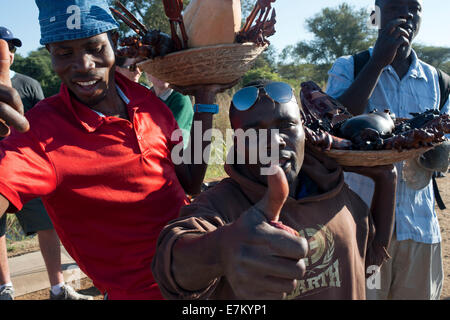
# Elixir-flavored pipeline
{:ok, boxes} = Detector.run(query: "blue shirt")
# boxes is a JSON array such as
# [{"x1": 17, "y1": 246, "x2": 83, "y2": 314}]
[{"x1": 326, "y1": 48, "x2": 450, "y2": 244}]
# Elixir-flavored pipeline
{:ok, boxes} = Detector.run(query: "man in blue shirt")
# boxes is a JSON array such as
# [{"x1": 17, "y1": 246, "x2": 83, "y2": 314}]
[{"x1": 326, "y1": 0, "x2": 448, "y2": 299}]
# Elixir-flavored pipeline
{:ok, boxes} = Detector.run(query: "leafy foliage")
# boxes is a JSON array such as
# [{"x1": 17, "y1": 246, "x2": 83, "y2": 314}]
[
  {"x1": 13, "y1": 48, "x2": 61, "y2": 97},
  {"x1": 413, "y1": 44, "x2": 450, "y2": 71},
  {"x1": 289, "y1": 3, "x2": 377, "y2": 65}
]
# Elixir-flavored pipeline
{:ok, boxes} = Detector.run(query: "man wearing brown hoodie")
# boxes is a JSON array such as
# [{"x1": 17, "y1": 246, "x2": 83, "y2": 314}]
[{"x1": 152, "y1": 80, "x2": 397, "y2": 300}]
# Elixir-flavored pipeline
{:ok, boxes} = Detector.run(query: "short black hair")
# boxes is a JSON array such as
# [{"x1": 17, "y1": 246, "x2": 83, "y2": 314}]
[{"x1": 242, "y1": 79, "x2": 273, "y2": 88}]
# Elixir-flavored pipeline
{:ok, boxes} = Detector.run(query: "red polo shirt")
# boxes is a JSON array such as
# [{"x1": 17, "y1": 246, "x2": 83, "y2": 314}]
[{"x1": 0, "y1": 72, "x2": 189, "y2": 299}]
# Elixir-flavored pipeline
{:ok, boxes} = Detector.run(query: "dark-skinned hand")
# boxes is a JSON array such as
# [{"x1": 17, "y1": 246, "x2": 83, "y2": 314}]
[
  {"x1": 219, "y1": 165, "x2": 308, "y2": 299},
  {"x1": 0, "y1": 84, "x2": 29, "y2": 137},
  {"x1": 371, "y1": 18, "x2": 411, "y2": 69}
]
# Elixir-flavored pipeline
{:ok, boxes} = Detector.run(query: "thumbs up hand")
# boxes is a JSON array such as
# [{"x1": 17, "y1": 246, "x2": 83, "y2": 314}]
[
  {"x1": 255, "y1": 165, "x2": 299, "y2": 237},
  {"x1": 219, "y1": 165, "x2": 308, "y2": 299}
]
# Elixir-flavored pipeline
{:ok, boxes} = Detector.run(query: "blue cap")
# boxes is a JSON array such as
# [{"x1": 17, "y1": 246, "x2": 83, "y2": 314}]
[
  {"x1": 0, "y1": 27, "x2": 22, "y2": 47},
  {"x1": 35, "y1": 0, "x2": 119, "y2": 45}
]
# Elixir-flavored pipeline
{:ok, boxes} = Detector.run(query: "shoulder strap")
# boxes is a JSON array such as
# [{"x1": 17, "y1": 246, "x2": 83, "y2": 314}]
[
  {"x1": 437, "y1": 68, "x2": 450, "y2": 111},
  {"x1": 352, "y1": 50, "x2": 371, "y2": 79},
  {"x1": 432, "y1": 69, "x2": 449, "y2": 210}
]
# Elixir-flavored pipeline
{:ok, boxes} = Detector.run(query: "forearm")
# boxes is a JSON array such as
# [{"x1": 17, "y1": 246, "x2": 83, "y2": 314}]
[
  {"x1": 369, "y1": 167, "x2": 397, "y2": 248},
  {"x1": 337, "y1": 59, "x2": 384, "y2": 115},
  {"x1": 177, "y1": 92, "x2": 216, "y2": 195},
  {"x1": 0, "y1": 194, "x2": 9, "y2": 219},
  {"x1": 171, "y1": 228, "x2": 225, "y2": 292}
]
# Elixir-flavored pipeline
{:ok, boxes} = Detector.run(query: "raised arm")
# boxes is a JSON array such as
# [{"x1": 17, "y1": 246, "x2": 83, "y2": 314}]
[
  {"x1": 344, "y1": 165, "x2": 397, "y2": 267},
  {"x1": 173, "y1": 82, "x2": 238, "y2": 195},
  {"x1": 0, "y1": 194, "x2": 10, "y2": 220},
  {"x1": 336, "y1": 19, "x2": 410, "y2": 115}
]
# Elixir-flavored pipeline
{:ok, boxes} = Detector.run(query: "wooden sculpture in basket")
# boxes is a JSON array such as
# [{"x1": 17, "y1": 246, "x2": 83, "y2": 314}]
[
  {"x1": 110, "y1": 0, "x2": 185, "y2": 59},
  {"x1": 300, "y1": 81, "x2": 450, "y2": 153},
  {"x1": 236, "y1": 0, "x2": 277, "y2": 45},
  {"x1": 111, "y1": 0, "x2": 277, "y2": 61}
]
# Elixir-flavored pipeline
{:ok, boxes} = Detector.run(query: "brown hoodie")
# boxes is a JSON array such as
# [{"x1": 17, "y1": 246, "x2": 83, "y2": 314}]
[{"x1": 152, "y1": 150, "x2": 374, "y2": 300}]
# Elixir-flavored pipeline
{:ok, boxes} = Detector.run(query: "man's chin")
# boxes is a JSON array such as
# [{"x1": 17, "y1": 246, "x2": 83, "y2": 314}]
[
  {"x1": 70, "y1": 89, "x2": 107, "y2": 107},
  {"x1": 397, "y1": 45, "x2": 413, "y2": 60}
]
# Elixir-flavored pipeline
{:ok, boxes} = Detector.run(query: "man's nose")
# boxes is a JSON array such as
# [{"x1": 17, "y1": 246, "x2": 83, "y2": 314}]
[
  {"x1": 74, "y1": 53, "x2": 95, "y2": 72},
  {"x1": 270, "y1": 131, "x2": 287, "y2": 149}
]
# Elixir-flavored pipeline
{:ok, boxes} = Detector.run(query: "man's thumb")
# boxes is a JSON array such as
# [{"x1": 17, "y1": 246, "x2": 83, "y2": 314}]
[{"x1": 256, "y1": 165, "x2": 289, "y2": 222}]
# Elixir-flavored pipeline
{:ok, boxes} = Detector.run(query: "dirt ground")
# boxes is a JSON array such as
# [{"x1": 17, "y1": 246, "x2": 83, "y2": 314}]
[
  {"x1": 436, "y1": 175, "x2": 450, "y2": 299},
  {"x1": 13, "y1": 176, "x2": 450, "y2": 300},
  {"x1": 15, "y1": 277, "x2": 103, "y2": 300}
]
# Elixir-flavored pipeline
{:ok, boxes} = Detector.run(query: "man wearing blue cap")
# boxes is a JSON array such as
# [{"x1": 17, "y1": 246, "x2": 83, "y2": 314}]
[
  {"x1": 0, "y1": 26, "x2": 92, "y2": 300},
  {"x1": 0, "y1": 0, "x2": 233, "y2": 300}
]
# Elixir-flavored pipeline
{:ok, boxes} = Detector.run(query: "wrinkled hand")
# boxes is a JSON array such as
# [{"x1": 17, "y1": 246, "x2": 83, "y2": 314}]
[
  {"x1": 220, "y1": 166, "x2": 308, "y2": 299},
  {"x1": 365, "y1": 242, "x2": 391, "y2": 275},
  {"x1": 371, "y1": 18, "x2": 410, "y2": 68},
  {"x1": 0, "y1": 84, "x2": 29, "y2": 137}
]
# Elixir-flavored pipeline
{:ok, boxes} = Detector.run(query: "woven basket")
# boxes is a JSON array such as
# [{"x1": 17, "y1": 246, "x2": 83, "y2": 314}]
[
  {"x1": 137, "y1": 43, "x2": 267, "y2": 86},
  {"x1": 317, "y1": 146, "x2": 436, "y2": 167}
]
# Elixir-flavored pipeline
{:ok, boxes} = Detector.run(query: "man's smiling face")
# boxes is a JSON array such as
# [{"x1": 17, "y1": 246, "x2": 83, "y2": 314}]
[{"x1": 47, "y1": 32, "x2": 117, "y2": 107}]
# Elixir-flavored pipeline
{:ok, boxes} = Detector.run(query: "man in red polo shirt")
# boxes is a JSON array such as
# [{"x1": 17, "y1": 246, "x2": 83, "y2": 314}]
[{"x1": 0, "y1": 0, "x2": 234, "y2": 299}]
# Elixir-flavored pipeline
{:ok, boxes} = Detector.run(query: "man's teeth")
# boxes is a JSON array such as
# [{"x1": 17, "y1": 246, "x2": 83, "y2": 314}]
[{"x1": 77, "y1": 80, "x2": 98, "y2": 86}]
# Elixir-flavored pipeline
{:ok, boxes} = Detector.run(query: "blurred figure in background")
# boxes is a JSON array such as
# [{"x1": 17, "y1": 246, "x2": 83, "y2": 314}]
[
  {"x1": 146, "y1": 73, "x2": 194, "y2": 149},
  {"x1": 115, "y1": 56, "x2": 143, "y2": 83}
]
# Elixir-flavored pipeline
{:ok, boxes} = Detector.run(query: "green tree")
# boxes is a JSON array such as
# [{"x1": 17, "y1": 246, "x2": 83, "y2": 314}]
[
  {"x1": 13, "y1": 48, "x2": 61, "y2": 97},
  {"x1": 242, "y1": 65, "x2": 283, "y2": 85},
  {"x1": 283, "y1": 3, "x2": 376, "y2": 84},
  {"x1": 291, "y1": 3, "x2": 376, "y2": 64},
  {"x1": 441, "y1": 61, "x2": 450, "y2": 74},
  {"x1": 413, "y1": 44, "x2": 450, "y2": 70}
]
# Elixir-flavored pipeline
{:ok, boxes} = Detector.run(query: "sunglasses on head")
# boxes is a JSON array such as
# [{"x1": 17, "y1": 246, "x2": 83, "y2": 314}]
[{"x1": 232, "y1": 82, "x2": 295, "y2": 111}]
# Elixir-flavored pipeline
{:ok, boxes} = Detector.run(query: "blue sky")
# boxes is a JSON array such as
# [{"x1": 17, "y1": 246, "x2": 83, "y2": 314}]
[{"x1": 2, "y1": 0, "x2": 450, "y2": 57}]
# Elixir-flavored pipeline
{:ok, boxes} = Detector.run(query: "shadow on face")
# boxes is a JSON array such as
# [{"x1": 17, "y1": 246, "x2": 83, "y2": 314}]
[{"x1": 229, "y1": 95, "x2": 305, "y2": 185}]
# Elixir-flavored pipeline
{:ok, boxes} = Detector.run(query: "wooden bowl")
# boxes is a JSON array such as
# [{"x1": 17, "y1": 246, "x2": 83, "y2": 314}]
[
  {"x1": 317, "y1": 145, "x2": 436, "y2": 167},
  {"x1": 137, "y1": 43, "x2": 267, "y2": 86}
]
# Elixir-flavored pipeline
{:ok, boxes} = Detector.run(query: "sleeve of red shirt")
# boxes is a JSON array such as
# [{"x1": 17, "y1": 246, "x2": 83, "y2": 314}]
[{"x1": 0, "y1": 129, "x2": 57, "y2": 212}]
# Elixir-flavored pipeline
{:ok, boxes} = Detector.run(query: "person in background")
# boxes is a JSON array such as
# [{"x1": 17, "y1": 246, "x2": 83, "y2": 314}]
[
  {"x1": 115, "y1": 57, "x2": 194, "y2": 149},
  {"x1": 0, "y1": 26, "x2": 92, "y2": 300},
  {"x1": 115, "y1": 55, "x2": 142, "y2": 83},
  {"x1": 146, "y1": 73, "x2": 194, "y2": 149},
  {"x1": 326, "y1": 0, "x2": 449, "y2": 299}
]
